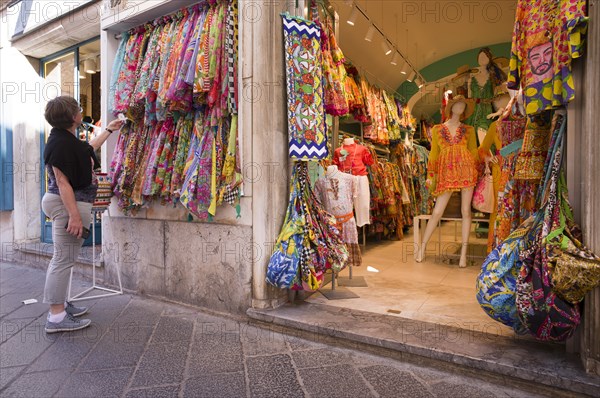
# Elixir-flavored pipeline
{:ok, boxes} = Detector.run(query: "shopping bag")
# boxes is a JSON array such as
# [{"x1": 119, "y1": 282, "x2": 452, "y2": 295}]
[
  {"x1": 476, "y1": 218, "x2": 532, "y2": 333},
  {"x1": 545, "y1": 175, "x2": 600, "y2": 304},
  {"x1": 472, "y1": 163, "x2": 494, "y2": 213}
]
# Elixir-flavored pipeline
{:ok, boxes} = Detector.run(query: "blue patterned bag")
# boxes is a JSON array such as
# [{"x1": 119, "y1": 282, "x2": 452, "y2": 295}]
[{"x1": 476, "y1": 218, "x2": 533, "y2": 333}]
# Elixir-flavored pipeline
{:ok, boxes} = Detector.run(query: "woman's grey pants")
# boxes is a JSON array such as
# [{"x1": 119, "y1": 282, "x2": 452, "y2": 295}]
[{"x1": 41, "y1": 193, "x2": 92, "y2": 305}]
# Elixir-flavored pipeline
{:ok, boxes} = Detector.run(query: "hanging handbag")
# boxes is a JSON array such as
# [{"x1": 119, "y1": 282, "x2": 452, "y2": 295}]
[
  {"x1": 476, "y1": 216, "x2": 532, "y2": 334},
  {"x1": 93, "y1": 172, "x2": 113, "y2": 211},
  {"x1": 515, "y1": 114, "x2": 581, "y2": 342},
  {"x1": 472, "y1": 162, "x2": 494, "y2": 213},
  {"x1": 544, "y1": 175, "x2": 600, "y2": 304}
]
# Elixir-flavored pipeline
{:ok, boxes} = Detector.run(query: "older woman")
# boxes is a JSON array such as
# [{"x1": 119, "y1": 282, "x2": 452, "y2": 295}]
[{"x1": 42, "y1": 96, "x2": 123, "y2": 333}]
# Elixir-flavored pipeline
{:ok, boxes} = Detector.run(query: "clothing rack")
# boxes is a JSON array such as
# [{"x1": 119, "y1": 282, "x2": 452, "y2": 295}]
[{"x1": 68, "y1": 208, "x2": 123, "y2": 301}]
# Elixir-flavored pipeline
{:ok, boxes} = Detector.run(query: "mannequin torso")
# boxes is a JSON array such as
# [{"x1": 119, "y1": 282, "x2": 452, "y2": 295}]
[
  {"x1": 333, "y1": 138, "x2": 373, "y2": 176},
  {"x1": 473, "y1": 66, "x2": 490, "y2": 87}
]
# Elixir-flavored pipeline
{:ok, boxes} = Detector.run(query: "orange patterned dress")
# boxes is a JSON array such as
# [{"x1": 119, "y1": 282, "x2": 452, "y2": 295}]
[{"x1": 427, "y1": 123, "x2": 479, "y2": 197}]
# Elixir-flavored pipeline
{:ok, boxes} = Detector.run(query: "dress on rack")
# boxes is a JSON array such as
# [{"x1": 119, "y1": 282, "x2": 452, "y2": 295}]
[
  {"x1": 394, "y1": 142, "x2": 417, "y2": 227},
  {"x1": 412, "y1": 144, "x2": 433, "y2": 215},
  {"x1": 427, "y1": 123, "x2": 479, "y2": 197},
  {"x1": 314, "y1": 172, "x2": 361, "y2": 267},
  {"x1": 495, "y1": 112, "x2": 552, "y2": 248},
  {"x1": 488, "y1": 105, "x2": 535, "y2": 249}
]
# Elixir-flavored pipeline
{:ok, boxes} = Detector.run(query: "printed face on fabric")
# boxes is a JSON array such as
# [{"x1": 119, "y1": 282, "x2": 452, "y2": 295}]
[{"x1": 528, "y1": 41, "x2": 553, "y2": 81}]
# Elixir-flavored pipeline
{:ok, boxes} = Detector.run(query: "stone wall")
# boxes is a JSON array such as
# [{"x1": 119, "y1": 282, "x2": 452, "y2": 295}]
[
  {"x1": 0, "y1": 46, "x2": 43, "y2": 245},
  {"x1": 577, "y1": 0, "x2": 600, "y2": 376},
  {"x1": 101, "y1": 212, "x2": 253, "y2": 314}
]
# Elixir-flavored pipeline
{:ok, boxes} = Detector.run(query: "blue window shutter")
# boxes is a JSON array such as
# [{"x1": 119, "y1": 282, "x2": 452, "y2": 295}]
[{"x1": 0, "y1": 126, "x2": 14, "y2": 211}]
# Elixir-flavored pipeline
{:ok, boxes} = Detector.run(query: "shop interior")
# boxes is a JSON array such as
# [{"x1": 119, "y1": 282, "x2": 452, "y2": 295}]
[
  {"x1": 42, "y1": 39, "x2": 102, "y2": 245},
  {"x1": 301, "y1": 0, "x2": 519, "y2": 336}
]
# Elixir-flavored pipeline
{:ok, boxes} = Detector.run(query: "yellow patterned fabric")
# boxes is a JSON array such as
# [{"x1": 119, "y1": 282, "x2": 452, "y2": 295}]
[
  {"x1": 513, "y1": 114, "x2": 552, "y2": 180},
  {"x1": 508, "y1": 0, "x2": 588, "y2": 115},
  {"x1": 427, "y1": 123, "x2": 479, "y2": 197}
]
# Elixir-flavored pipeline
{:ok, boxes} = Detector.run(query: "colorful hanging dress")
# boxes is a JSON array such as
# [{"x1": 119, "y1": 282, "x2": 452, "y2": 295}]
[{"x1": 508, "y1": 0, "x2": 588, "y2": 115}]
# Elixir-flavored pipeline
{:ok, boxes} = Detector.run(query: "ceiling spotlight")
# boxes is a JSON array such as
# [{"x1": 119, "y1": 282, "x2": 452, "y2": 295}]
[
  {"x1": 79, "y1": 63, "x2": 86, "y2": 79},
  {"x1": 381, "y1": 40, "x2": 392, "y2": 56},
  {"x1": 407, "y1": 71, "x2": 416, "y2": 82},
  {"x1": 365, "y1": 25, "x2": 375, "y2": 42},
  {"x1": 400, "y1": 62, "x2": 408, "y2": 75},
  {"x1": 417, "y1": 78, "x2": 424, "y2": 89},
  {"x1": 390, "y1": 53, "x2": 400, "y2": 66},
  {"x1": 95, "y1": 55, "x2": 101, "y2": 72},
  {"x1": 84, "y1": 58, "x2": 96, "y2": 74},
  {"x1": 347, "y1": 6, "x2": 358, "y2": 25}
]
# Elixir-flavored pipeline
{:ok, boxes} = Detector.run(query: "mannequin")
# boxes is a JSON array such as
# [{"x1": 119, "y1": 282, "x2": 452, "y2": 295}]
[
  {"x1": 465, "y1": 48, "x2": 507, "y2": 145},
  {"x1": 417, "y1": 96, "x2": 478, "y2": 267},
  {"x1": 478, "y1": 91, "x2": 510, "y2": 252},
  {"x1": 315, "y1": 164, "x2": 362, "y2": 267},
  {"x1": 333, "y1": 137, "x2": 374, "y2": 226}
]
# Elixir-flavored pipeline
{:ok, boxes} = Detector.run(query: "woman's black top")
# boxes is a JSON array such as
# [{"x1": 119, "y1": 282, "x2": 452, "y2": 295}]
[{"x1": 44, "y1": 127, "x2": 99, "y2": 203}]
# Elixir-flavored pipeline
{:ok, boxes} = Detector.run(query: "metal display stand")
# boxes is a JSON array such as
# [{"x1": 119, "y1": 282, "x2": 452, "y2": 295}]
[
  {"x1": 319, "y1": 271, "x2": 360, "y2": 300},
  {"x1": 68, "y1": 208, "x2": 123, "y2": 302},
  {"x1": 336, "y1": 263, "x2": 368, "y2": 287}
]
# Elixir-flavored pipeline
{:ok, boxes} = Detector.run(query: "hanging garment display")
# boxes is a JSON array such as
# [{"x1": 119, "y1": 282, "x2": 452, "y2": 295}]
[
  {"x1": 266, "y1": 162, "x2": 349, "y2": 291},
  {"x1": 281, "y1": 13, "x2": 327, "y2": 160},
  {"x1": 494, "y1": 111, "x2": 550, "y2": 248},
  {"x1": 364, "y1": 148, "x2": 405, "y2": 240},
  {"x1": 108, "y1": 2, "x2": 240, "y2": 217},
  {"x1": 515, "y1": 114, "x2": 581, "y2": 342},
  {"x1": 508, "y1": 0, "x2": 588, "y2": 115},
  {"x1": 318, "y1": 16, "x2": 349, "y2": 116},
  {"x1": 394, "y1": 141, "x2": 417, "y2": 226},
  {"x1": 412, "y1": 144, "x2": 433, "y2": 216}
]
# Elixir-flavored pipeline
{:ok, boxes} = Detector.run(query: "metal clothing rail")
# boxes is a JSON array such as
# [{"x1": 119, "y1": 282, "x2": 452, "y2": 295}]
[{"x1": 67, "y1": 209, "x2": 123, "y2": 302}]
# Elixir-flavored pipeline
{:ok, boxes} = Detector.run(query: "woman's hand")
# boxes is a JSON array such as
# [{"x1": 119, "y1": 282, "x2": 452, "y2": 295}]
[
  {"x1": 66, "y1": 215, "x2": 84, "y2": 239},
  {"x1": 89, "y1": 119, "x2": 125, "y2": 150},
  {"x1": 105, "y1": 119, "x2": 124, "y2": 132}
]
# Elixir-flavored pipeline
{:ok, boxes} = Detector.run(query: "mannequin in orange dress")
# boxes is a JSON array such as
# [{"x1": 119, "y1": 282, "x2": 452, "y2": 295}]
[{"x1": 416, "y1": 96, "x2": 479, "y2": 267}]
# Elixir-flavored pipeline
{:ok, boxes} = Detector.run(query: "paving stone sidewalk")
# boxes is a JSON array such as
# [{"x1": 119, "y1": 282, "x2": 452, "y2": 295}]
[{"x1": 0, "y1": 261, "x2": 551, "y2": 398}]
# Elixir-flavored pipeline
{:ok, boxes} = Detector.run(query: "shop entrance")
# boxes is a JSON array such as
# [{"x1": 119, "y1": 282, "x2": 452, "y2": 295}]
[{"x1": 294, "y1": 0, "x2": 522, "y2": 337}]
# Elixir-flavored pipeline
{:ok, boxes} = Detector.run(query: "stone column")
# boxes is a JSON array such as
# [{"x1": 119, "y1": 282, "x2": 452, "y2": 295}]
[
  {"x1": 246, "y1": 1, "x2": 296, "y2": 309},
  {"x1": 576, "y1": 0, "x2": 600, "y2": 375}
]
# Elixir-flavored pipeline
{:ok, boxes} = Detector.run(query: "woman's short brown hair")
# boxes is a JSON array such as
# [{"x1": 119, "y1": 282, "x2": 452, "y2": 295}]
[{"x1": 44, "y1": 96, "x2": 79, "y2": 129}]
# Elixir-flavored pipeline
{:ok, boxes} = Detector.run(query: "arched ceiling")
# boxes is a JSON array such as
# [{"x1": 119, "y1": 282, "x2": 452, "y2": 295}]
[{"x1": 329, "y1": 0, "x2": 517, "y2": 119}]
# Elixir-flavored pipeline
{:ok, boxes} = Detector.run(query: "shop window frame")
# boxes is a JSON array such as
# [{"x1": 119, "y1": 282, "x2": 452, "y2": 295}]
[
  {"x1": 0, "y1": 124, "x2": 14, "y2": 211},
  {"x1": 39, "y1": 36, "x2": 99, "y2": 243}
]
